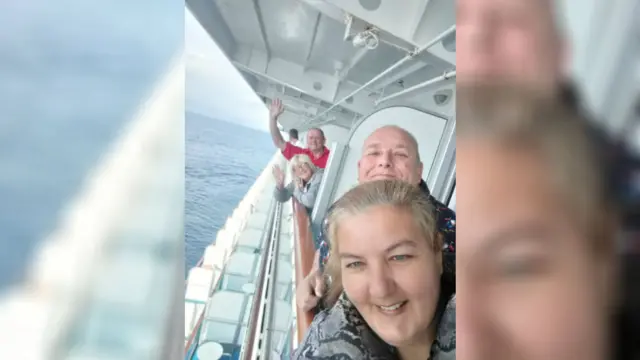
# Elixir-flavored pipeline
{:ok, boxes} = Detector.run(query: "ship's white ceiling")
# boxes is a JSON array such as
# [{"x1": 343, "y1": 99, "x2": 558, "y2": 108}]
[{"x1": 187, "y1": 0, "x2": 456, "y2": 131}]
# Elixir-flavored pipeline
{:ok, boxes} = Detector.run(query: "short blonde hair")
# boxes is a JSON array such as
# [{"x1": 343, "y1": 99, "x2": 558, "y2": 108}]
[
  {"x1": 289, "y1": 154, "x2": 317, "y2": 175},
  {"x1": 457, "y1": 84, "x2": 616, "y2": 252},
  {"x1": 324, "y1": 179, "x2": 442, "y2": 305}
]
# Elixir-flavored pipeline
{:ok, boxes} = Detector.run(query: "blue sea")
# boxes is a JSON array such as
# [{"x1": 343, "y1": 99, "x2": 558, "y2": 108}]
[{"x1": 185, "y1": 112, "x2": 274, "y2": 272}]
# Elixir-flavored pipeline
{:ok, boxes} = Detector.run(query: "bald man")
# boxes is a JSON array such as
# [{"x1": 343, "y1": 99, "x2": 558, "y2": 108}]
[{"x1": 297, "y1": 125, "x2": 456, "y2": 313}]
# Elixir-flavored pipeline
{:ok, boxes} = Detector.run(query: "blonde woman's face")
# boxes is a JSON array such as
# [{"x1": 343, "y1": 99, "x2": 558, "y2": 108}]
[
  {"x1": 293, "y1": 163, "x2": 313, "y2": 182},
  {"x1": 456, "y1": 140, "x2": 613, "y2": 360},
  {"x1": 337, "y1": 205, "x2": 442, "y2": 347}
]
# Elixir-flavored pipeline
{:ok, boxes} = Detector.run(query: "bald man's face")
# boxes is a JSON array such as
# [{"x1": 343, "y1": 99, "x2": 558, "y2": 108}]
[
  {"x1": 457, "y1": 0, "x2": 565, "y2": 93},
  {"x1": 357, "y1": 127, "x2": 423, "y2": 185}
]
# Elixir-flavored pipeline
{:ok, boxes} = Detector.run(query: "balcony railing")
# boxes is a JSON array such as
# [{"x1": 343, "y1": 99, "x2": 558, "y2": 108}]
[{"x1": 292, "y1": 199, "x2": 316, "y2": 345}]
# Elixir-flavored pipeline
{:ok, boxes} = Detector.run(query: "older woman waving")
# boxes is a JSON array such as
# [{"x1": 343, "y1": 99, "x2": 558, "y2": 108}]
[{"x1": 273, "y1": 153, "x2": 324, "y2": 214}]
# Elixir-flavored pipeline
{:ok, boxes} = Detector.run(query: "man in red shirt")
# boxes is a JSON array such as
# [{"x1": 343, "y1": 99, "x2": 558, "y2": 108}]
[{"x1": 268, "y1": 98, "x2": 331, "y2": 168}]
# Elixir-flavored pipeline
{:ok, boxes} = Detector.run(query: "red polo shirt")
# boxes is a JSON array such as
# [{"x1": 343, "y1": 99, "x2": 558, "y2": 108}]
[{"x1": 282, "y1": 142, "x2": 330, "y2": 168}]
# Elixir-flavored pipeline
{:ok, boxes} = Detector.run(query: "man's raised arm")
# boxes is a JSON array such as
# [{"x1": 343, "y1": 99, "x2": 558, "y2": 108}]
[{"x1": 269, "y1": 98, "x2": 286, "y2": 151}]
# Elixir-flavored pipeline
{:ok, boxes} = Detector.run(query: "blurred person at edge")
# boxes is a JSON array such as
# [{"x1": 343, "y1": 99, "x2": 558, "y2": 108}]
[
  {"x1": 455, "y1": 0, "x2": 638, "y2": 183},
  {"x1": 457, "y1": 0, "x2": 639, "y2": 358},
  {"x1": 455, "y1": 0, "x2": 637, "y2": 179},
  {"x1": 456, "y1": 86, "x2": 620, "y2": 360},
  {"x1": 457, "y1": 0, "x2": 565, "y2": 94}
]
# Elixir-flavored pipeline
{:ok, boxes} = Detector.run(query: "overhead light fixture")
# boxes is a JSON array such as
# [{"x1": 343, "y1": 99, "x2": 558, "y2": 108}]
[
  {"x1": 442, "y1": 31, "x2": 456, "y2": 52},
  {"x1": 352, "y1": 29, "x2": 379, "y2": 50},
  {"x1": 434, "y1": 89, "x2": 453, "y2": 105}
]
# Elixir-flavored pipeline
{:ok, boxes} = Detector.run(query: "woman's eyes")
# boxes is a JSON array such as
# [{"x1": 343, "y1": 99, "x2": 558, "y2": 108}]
[
  {"x1": 390, "y1": 254, "x2": 412, "y2": 261},
  {"x1": 495, "y1": 257, "x2": 548, "y2": 279},
  {"x1": 344, "y1": 255, "x2": 412, "y2": 269},
  {"x1": 345, "y1": 261, "x2": 363, "y2": 269}
]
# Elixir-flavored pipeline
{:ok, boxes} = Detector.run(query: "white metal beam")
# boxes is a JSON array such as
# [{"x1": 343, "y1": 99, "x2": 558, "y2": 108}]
[
  {"x1": 375, "y1": 70, "x2": 456, "y2": 105},
  {"x1": 186, "y1": 0, "x2": 236, "y2": 55},
  {"x1": 309, "y1": 25, "x2": 456, "y2": 126},
  {"x1": 408, "y1": 0, "x2": 432, "y2": 40},
  {"x1": 369, "y1": 61, "x2": 429, "y2": 92},
  {"x1": 338, "y1": 47, "x2": 369, "y2": 81},
  {"x1": 257, "y1": 89, "x2": 356, "y2": 126},
  {"x1": 231, "y1": 48, "x2": 377, "y2": 115},
  {"x1": 249, "y1": 0, "x2": 270, "y2": 60},
  {"x1": 303, "y1": 13, "x2": 322, "y2": 71},
  {"x1": 233, "y1": 60, "x2": 307, "y2": 94},
  {"x1": 298, "y1": 0, "x2": 345, "y2": 23},
  {"x1": 257, "y1": 89, "x2": 332, "y2": 117}
]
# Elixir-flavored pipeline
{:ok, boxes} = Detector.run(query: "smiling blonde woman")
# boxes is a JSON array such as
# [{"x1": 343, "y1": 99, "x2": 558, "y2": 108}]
[{"x1": 293, "y1": 179, "x2": 455, "y2": 360}]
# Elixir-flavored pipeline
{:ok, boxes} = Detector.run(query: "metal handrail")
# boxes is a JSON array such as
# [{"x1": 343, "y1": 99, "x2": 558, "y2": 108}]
[
  {"x1": 184, "y1": 307, "x2": 206, "y2": 359},
  {"x1": 292, "y1": 199, "x2": 317, "y2": 344},
  {"x1": 240, "y1": 199, "x2": 279, "y2": 360},
  {"x1": 185, "y1": 198, "x2": 278, "y2": 359},
  {"x1": 184, "y1": 259, "x2": 226, "y2": 358},
  {"x1": 258, "y1": 201, "x2": 285, "y2": 359},
  {"x1": 184, "y1": 243, "x2": 239, "y2": 359}
]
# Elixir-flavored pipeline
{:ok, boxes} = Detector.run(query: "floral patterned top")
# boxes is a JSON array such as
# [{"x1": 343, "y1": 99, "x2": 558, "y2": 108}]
[{"x1": 293, "y1": 293, "x2": 456, "y2": 360}]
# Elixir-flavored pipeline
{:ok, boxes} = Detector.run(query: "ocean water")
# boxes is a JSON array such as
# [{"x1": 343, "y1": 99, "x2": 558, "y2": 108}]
[{"x1": 185, "y1": 112, "x2": 274, "y2": 272}]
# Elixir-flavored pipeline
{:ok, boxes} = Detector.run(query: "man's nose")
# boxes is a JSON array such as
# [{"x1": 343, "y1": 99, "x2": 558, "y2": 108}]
[{"x1": 376, "y1": 151, "x2": 393, "y2": 167}]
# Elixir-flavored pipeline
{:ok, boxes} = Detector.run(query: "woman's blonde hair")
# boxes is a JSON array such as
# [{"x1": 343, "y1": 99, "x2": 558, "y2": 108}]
[
  {"x1": 457, "y1": 84, "x2": 617, "y2": 253},
  {"x1": 324, "y1": 179, "x2": 442, "y2": 305},
  {"x1": 290, "y1": 154, "x2": 317, "y2": 176}
]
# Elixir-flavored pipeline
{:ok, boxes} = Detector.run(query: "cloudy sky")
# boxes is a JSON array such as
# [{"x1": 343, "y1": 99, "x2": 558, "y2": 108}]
[{"x1": 185, "y1": 9, "x2": 269, "y2": 132}]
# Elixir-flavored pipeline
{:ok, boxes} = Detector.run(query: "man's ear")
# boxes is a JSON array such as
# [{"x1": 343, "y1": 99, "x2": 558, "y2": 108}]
[{"x1": 417, "y1": 161, "x2": 424, "y2": 178}]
